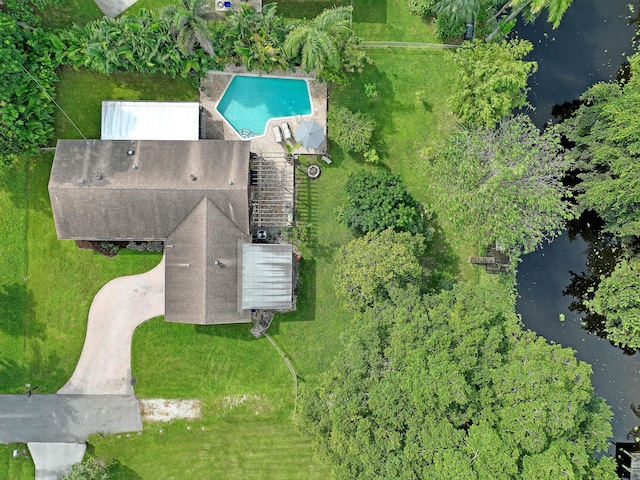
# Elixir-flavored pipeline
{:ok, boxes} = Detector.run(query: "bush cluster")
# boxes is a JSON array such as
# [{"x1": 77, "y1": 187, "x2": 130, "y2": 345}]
[{"x1": 339, "y1": 170, "x2": 426, "y2": 236}]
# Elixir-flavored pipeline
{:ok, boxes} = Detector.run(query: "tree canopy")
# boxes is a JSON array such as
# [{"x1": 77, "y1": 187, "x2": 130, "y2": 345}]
[
  {"x1": 0, "y1": 11, "x2": 58, "y2": 165},
  {"x1": 450, "y1": 39, "x2": 537, "y2": 129},
  {"x1": 161, "y1": 0, "x2": 216, "y2": 56},
  {"x1": 339, "y1": 170, "x2": 423, "y2": 235},
  {"x1": 586, "y1": 258, "x2": 640, "y2": 351},
  {"x1": 561, "y1": 53, "x2": 640, "y2": 242},
  {"x1": 430, "y1": 115, "x2": 574, "y2": 254},
  {"x1": 298, "y1": 281, "x2": 616, "y2": 479},
  {"x1": 284, "y1": 6, "x2": 352, "y2": 76},
  {"x1": 327, "y1": 107, "x2": 376, "y2": 154},
  {"x1": 333, "y1": 229, "x2": 426, "y2": 311}
]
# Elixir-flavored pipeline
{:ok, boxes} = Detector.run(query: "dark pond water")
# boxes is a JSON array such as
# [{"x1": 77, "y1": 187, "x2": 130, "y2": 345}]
[{"x1": 514, "y1": 1, "x2": 640, "y2": 445}]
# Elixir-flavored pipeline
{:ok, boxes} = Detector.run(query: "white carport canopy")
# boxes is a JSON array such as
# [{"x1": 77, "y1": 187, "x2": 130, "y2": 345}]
[
  {"x1": 241, "y1": 244, "x2": 293, "y2": 310},
  {"x1": 101, "y1": 101, "x2": 199, "y2": 140}
]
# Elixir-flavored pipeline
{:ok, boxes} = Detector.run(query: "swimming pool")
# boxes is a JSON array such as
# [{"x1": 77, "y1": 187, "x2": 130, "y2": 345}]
[{"x1": 216, "y1": 76, "x2": 312, "y2": 139}]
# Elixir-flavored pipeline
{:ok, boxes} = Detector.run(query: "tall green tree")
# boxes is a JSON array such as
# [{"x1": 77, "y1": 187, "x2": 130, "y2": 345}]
[
  {"x1": 561, "y1": 53, "x2": 640, "y2": 242},
  {"x1": 223, "y1": 2, "x2": 288, "y2": 71},
  {"x1": 433, "y1": 0, "x2": 481, "y2": 23},
  {"x1": 450, "y1": 39, "x2": 537, "y2": 128},
  {"x1": 327, "y1": 106, "x2": 375, "y2": 154},
  {"x1": 333, "y1": 229, "x2": 426, "y2": 311},
  {"x1": 586, "y1": 258, "x2": 640, "y2": 351},
  {"x1": 283, "y1": 6, "x2": 352, "y2": 75},
  {"x1": 486, "y1": 0, "x2": 574, "y2": 41},
  {"x1": 299, "y1": 281, "x2": 616, "y2": 479},
  {"x1": 162, "y1": 0, "x2": 215, "y2": 56},
  {"x1": 430, "y1": 115, "x2": 574, "y2": 254}
]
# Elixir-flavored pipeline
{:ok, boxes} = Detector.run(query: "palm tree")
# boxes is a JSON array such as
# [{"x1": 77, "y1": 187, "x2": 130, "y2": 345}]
[
  {"x1": 486, "y1": 0, "x2": 574, "y2": 41},
  {"x1": 434, "y1": 0, "x2": 481, "y2": 25},
  {"x1": 283, "y1": 6, "x2": 352, "y2": 74},
  {"x1": 162, "y1": 0, "x2": 215, "y2": 56}
]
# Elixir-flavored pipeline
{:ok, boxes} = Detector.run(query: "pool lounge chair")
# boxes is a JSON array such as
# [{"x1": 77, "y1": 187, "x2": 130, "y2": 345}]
[
  {"x1": 281, "y1": 122, "x2": 292, "y2": 141},
  {"x1": 273, "y1": 126, "x2": 283, "y2": 143}
]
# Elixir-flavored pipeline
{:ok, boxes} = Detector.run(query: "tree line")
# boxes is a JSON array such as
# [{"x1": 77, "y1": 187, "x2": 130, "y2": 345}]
[{"x1": 0, "y1": 0, "x2": 367, "y2": 165}]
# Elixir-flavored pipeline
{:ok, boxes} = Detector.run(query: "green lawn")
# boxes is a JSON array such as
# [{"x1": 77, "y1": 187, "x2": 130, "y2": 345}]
[
  {"x1": 40, "y1": 0, "x2": 103, "y2": 29},
  {"x1": 274, "y1": 0, "x2": 439, "y2": 42},
  {"x1": 1, "y1": 2, "x2": 462, "y2": 478}
]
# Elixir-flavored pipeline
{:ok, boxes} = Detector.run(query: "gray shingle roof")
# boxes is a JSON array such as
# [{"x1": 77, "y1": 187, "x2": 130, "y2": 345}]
[
  {"x1": 165, "y1": 198, "x2": 251, "y2": 324},
  {"x1": 49, "y1": 140, "x2": 250, "y2": 240},
  {"x1": 48, "y1": 139, "x2": 253, "y2": 324}
]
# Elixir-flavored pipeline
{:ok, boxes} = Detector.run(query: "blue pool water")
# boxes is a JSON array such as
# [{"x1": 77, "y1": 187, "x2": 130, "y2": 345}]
[{"x1": 216, "y1": 76, "x2": 312, "y2": 138}]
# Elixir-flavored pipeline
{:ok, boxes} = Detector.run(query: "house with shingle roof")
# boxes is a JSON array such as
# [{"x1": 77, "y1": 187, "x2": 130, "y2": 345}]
[{"x1": 48, "y1": 102, "x2": 294, "y2": 325}]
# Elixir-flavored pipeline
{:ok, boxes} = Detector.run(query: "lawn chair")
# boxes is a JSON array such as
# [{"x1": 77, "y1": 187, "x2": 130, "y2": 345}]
[
  {"x1": 273, "y1": 126, "x2": 283, "y2": 143},
  {"x1": 281, "y1": 122, "x2": 292, "y2": 141}
]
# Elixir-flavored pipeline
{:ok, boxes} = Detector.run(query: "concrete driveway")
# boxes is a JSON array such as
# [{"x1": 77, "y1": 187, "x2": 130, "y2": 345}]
[
  {"x1": 58, "y1": 256, "x2": 165, "y2": 395},
  {"x1": 94, "y1": 0, "x2": 138, "y2": 17}
]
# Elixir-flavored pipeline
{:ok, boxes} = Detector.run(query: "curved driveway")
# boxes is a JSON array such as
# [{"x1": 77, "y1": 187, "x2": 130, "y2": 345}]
[
  {"x1": 94, "y1": 0, "x2": 138, "y2": 17},
  {"x1": 58, "y1": 256, "x2": 165, "y2": 396}
]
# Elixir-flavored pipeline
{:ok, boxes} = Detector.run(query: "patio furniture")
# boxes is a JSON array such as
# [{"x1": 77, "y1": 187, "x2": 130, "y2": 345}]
[
  {"x1": 296, "y1": 121, "x2": 324, "y2": 149},
  {"x1": 273, "y1": 126, "x2": 283, "y2": 143},
  {"x1": 281, "y1": 122, "x2": 292, "y2": 141}
]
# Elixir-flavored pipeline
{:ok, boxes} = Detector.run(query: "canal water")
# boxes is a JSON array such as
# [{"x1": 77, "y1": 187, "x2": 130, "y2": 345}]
[{"x1": 514, "y1": 1, "x2": 640, "y2": 444}]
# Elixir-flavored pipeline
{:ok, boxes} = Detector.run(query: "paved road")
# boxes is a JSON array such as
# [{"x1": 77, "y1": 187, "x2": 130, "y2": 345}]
[{"x1": 0, "y1": 395, "x2": 142, "y2": 444}]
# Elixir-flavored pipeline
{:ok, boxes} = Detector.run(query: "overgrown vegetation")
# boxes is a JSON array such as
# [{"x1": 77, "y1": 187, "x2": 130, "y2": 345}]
[
  {"x1": 0, "y1": 11, "x2": 58, "y2": 165},
  {"x1": 333, "y1": 229, "x2": 427, "y2": 311},
  {"x1": 339, "y1": 170, "x2": 424, "y2": 235},
  {"x1": 406, "y1": 0, "x2": 575, "y2": 42},
  {"x1": 450, "y1": 39, "x2": 537, "y2": 128},
  {"x1": 300, "y1": 279, "x2": 616, "y2": 479},
  {"x1": 429, "y1": 115, "x2": 574, "y2": 255},
  {"x1": 327, "y1": 106, "x2": 376, "y2": 154}
]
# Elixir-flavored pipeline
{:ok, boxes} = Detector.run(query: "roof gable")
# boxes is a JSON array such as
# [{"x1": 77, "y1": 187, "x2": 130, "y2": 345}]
[
  {"x1": 48, "y1": 140, "x2": 250, "y2": 240},
  {"x1": 165, "y1": 198, "x2": 251, "y2": 324}
]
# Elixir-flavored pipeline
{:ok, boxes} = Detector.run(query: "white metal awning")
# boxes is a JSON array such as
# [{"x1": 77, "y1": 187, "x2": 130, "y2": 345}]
[
  {"x1": 241, "y1": 244, "x2": 293, "y2": 310},
  {"x1": 101, "y1": 101, "x2": 199, "y2": 140}
]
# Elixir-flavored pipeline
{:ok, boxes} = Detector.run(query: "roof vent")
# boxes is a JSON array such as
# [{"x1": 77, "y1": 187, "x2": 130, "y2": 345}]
[
  {"x1": 189, "y1": 175, "x2": 197, "y2": 181},
  {"x1": 229, "y1": 180, "x2": 234, "y2": 185},
  {"x1": 79, "y1": 179, "x2": 86, "y2": 184},
  {"x1": 133, "y1": 165, "x2": 138, "y2": 170},
  {"x1": 94, "y1": 173, "x2": 102, "y2": 180},
  {"x1": 127, "y1": 150, "x2": 135, "y2": 156}
]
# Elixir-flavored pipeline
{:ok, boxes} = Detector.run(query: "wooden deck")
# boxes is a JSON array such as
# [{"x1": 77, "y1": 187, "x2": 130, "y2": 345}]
[{"x1": 468, "y1": 244, "x2": 510, "y2": 274}]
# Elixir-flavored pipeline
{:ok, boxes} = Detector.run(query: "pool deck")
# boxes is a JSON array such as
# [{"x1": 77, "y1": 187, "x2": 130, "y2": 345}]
[{"x1": 199, "y1": 68, "x2": 328, "y2": 157}]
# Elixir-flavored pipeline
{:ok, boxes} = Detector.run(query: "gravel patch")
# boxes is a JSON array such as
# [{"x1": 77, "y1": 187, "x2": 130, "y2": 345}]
[{"x1": 139, "y1": 399, "x2": 202, "y2": 422}]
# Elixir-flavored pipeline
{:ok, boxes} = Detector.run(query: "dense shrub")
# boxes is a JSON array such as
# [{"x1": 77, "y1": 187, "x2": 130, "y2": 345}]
[
  {"x1": 327, "y1": 107, "x2": 375, "y2": 154},
  {"x1": 126, "y1": 241, "x2": 164, "y2": 253},
  {"x1": 339, "y1": 170, "x2": 426, "y2": 236},
  {"x1": 435, "y1": 13, "x2": 466, "y2": 40},
  {"x1": 407, "y1": 0, "x2": 435, "y2": 16},
  {"x1": 50, "y1": 10, "x2": 217, "y2": 78},
  {"x1": 0, "y1": 13, "x2": 58, "y2": 164}
]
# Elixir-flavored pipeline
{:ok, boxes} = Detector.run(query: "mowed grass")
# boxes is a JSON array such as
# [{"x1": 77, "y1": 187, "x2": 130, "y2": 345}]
[
  {"x1": 274, "y1": 0, "x2": 439, "y2": 42},
  {"x1": 40, "y1": 0, "x2": 103, "y2": 29},
  {"x1": 326, "y1": 48, "x2": 476, "y2": 281},
  {"x1": 0, "y1": 161, "x2": 28, "y2": 389}
]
